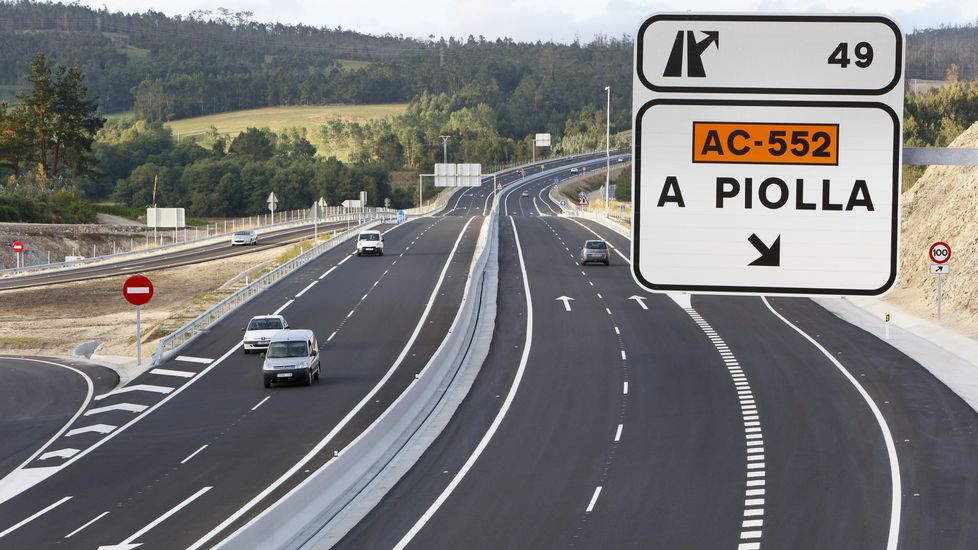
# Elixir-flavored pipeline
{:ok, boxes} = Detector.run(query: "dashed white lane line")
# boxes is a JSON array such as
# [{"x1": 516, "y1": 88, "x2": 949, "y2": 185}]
[
  {"x1": 620, "y1": 350, "x2": 627, "y2": 360},
  {"x1": 682, "y1": 306, "x2": 766, "y2": 549},
  {"x1": 614, "y1": 326, "x2": 620, "y2": 335},
  {"x1": 180, "y1": 445, "x2": 209, "y2": 465},
  {"x1": 273, "y1": 300, "x2": 294, "y2": 315},
  {"x1": 0, "y1": 496, "x2": 72, "y2": 539},
  {"x1": 605, "y1": 308, "x2": 612, "y2": 315},
  {"x1": 328, "y1": 331, "x2": 337, "y2": 342},
  {"x1": 347, "y1": 310, "x2": 355, "y2": 318},
  {"x1": 84, "y1": 403, "x2": 147, "y2": 416},
  {"x1": 614, "y1": 424, "x2": 623, "y2": 442},
  {"x1": 94, "y1": 384, "x2": 174, "y2": 401},
  {"x1": 150, "y1": 368, "x2": 195, "y2": 379},
  {"x1": 251, "y1": 396, "x2": 270, "y2": 411},
  {"x1": 295, "y1": 280, "x2": 317, "y2": 298},
  {"x1": 65, "y1": 424, "x2": 116, "y2": 437},
  {"x1": 623, "y1": 381, "x2": 629, "y2": 395},
  {"x1": 174, "y1": 355, "x2": 213, "y2": 365},
  {"x1": 585, "y1": 486, "x2": 603, "y2": 513},
  {"x1": 64, "y1": 511, "x2": 109, "y2": 539},
  {"x1": 319, "y1": 266, "x2": 337, "y2": 280},
  {"x1": 337, "y1": 254, "x2": 352, "y2": 266}
]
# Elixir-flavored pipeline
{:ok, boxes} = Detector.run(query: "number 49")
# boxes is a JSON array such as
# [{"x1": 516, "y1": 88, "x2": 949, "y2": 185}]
[{"x1": 828, "y1": 42, "x2": 874, "y2": 68}]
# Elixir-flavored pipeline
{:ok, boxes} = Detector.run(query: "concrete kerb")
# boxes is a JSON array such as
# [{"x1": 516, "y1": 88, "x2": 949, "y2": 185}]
[{"x1": 210, "y1": 194, "x2": 498, "y2": 550}]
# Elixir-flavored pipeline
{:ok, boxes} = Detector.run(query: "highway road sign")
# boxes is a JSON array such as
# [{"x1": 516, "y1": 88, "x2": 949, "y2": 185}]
[
  {"x1": 632, "y1": 13, "x2": 904, "y2": 296},
  {"x1": 559, "y1": 200, "x2": 566, "y2": 207},
  {"x1": 123, "y1": 275, "x2": 154, "y2": 306},
  {"x1": 929, "y1": 242, "x2": 951, "y2": 264},
  {"x1": 12, "y1": 241, "x2": 23, "y2": 253},
  {"x1": 930, "y1": 264, "x2": 950, "y2": 274}
]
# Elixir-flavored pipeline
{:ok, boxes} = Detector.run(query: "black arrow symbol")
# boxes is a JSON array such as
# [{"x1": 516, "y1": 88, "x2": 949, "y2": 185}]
[{"x1": 748, "y1": 234, "x2": 781, "y2": 267}]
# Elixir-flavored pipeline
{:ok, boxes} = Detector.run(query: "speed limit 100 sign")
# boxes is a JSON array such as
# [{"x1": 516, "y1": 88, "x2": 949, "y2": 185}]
[{"x1": 929, "y1": 242, "x2": 951, "y2": 264}]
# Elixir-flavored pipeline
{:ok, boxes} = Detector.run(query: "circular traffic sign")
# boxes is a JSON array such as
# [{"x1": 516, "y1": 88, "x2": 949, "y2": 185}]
[
  {"x1": 929, "y1": 242, "x2": 951, "y2": 264},
  {"x1": 123, "y1": 275, "x2": 154, "y2": 306},
  {"x1": 12, "y1": 241, "x2": 23, "y2": 253}
]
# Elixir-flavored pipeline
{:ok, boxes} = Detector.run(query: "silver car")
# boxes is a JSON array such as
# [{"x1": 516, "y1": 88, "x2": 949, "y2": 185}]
[
  {"x1": 231, "y1": 229, "x2": 258, "y2": 246},
  {"x1": 579, "y1": 240, "x2": 610, "y2": 266},
  {"x1": 262, "y1": 329, "x2": 321, "y2": 387}
]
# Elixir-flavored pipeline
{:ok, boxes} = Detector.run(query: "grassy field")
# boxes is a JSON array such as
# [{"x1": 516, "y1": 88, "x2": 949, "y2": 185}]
[{"x1": 165, "y1": 104, "x2": 408, "y2": 142}]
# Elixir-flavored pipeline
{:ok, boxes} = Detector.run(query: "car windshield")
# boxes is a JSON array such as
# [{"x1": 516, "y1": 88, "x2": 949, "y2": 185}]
[
  {"x1": 359, "y1": 233, "x2": 380, "y2": 241},
  {"x1": 248, "y1": 318, "x2": 283, "y2": 331},
  {"x1": 234, "y1": 231, "x2": 252, "y2": 237},
  {"x1": 586, "y1": 241, "x2": 607, "y2": 250},
  {"x1": 266, "y1": 341, "x2": 308, "y2": 358}
]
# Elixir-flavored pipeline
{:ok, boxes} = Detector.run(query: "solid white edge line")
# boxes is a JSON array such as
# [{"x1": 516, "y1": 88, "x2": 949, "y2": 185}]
[
  {"x1": 391, "y1": 215, "x2": 533, "y2": 550},
  {"x1": 64, "y1": 511, "x2": 109, "y2": 538},
  {"x1": 0, "y1": 359, "x2": 93, "y2": 484},
  {"x1": 0, "y1": 496, "x2": 72, "y2": 539},
  {"x1": 760, "y1": 296, "x2": 901, "y2": 550},
  {"x1": 192, "y1": 216, "x2": 478, "y2": 550},
  {"x1": 586, "y1": 486, "x2": 602, "y2": 513},
  {"x1": 180, "y1": 445, "x2": 209, "y2": 465}
]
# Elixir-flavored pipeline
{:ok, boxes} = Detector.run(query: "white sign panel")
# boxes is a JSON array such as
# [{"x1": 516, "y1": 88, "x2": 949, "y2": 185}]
[
  {"x1": 146, "y1": 207, "x2": 186, "y2": 228},
  {"x1": 535, "y1": 133, "x2": 551, "y2": 147},
  {"x1": 632, "y1": 13, "x2": 904, "y2": 296},
  {"x1": 434, "y1": 163, "x2": 456, "y2": 187},
  {"x1": 456, "y1": 163, "x2": 483, "y2": 187},
  {"x1": 930, "y1": 264, "x2": 950, "y2": 274}
]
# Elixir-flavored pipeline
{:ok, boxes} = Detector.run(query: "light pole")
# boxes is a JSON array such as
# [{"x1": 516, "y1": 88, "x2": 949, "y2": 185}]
[
  {"x1": 419, "y1": 173, "x2": 424, "y2": 212},
  {"x1": 439, "y1": 135, "x2": 451, "y2": 163},
  {"x1": 605, "y1": 85, "x2": 611, "y2": 217}
]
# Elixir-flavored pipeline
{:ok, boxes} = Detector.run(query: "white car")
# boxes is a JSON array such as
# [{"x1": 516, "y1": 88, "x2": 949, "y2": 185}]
[
  {"x1": 262, "y1": 329, "x2": 320, "y2": 387},
  {"x1": 231, "y1": 229, "x2": 258, "y2": 246},
  {"x1": 356, "y1": 230, "x2": 384, "y2": 256},
  {"x1": 242, "y1": 314, "x2": 289, "y2": 354},
  {"x1": 570, "y1": 167, "x2": 579, "y2": 173}
]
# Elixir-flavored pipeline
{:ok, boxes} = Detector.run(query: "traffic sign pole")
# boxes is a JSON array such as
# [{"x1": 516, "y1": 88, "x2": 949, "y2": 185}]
[
  {"x1": 123, "y1": 275, "x2": 154, "y2": 366},
  {"x1": 136, "y1": 305, "x2": 142, "y2": 366}
]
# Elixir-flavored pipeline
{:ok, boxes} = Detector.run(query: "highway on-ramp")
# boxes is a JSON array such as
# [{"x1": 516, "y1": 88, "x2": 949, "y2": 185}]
[{"x1": 336, "y1": 160, "x2": 978, "y2": 550}]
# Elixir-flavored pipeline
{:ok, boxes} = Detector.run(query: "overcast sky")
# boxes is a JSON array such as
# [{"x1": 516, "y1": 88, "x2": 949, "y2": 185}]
[{"x1": 76, "y1": 0, "x2": 978, "y2": 43}]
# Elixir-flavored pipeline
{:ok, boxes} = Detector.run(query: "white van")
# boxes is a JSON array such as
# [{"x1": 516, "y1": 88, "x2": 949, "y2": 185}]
[
  {"x1": 261, "y1": 329, "x2": 321, "y2": 388},
  {"x1": 356, "y1": 230, "x2": 384, "y2": 256}
]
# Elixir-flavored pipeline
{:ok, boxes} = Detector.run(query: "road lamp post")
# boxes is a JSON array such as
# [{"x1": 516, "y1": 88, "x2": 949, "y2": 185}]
[{"x1": 605, "y1": 85, "x2": 611, "y2": 217}]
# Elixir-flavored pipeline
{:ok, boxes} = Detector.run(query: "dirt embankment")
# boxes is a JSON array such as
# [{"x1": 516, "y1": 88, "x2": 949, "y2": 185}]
[
  {"x1": 885, "y1": 121, "x2": 978, "y2": 339},
  {"x1": 0, "y1": 222, "x2": 153, "y2": 270}
]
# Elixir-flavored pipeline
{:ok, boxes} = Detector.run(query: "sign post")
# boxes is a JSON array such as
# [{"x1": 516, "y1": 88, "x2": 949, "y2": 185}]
[
  {"x1": 12, "y1": 241, "x2": 23, "y2": 269},
  {"x1": 929, "y1": 242, "x2": 951, "y2": 320},
  {"x1": 632, "y1": 13, "x2": 904, "y2": 295},
  {"x1": 123, "y1": 275, "x2": 154, "y2": 366},
  {"x1": 267, "y1": 192, "x2": 278, "y2": 225}
]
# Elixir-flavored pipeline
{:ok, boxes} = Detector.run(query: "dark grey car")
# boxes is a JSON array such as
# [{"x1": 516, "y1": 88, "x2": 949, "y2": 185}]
[{"x1": 579, "y1": 240, "x2": 610, "y2": 266}]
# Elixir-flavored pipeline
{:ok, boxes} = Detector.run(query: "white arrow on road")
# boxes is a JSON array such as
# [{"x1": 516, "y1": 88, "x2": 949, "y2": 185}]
[
  {"x1": 38, "y1": 448, "x2": 80, "y2": 461},
  {"x1": 94, "y1": 384, "x2": 174, "y2": 401},
  {"x1": 66, "y1": 424, "x2": 117, "y2": 437},
  {"x1": 97, "y1": 486, "x2": 212, "y2": 550},
  {"x1": 84, "y1": 403, "x2": 148, "y2": 416},
  {"x1": 556, "y1": 296, "x2": 575, "y2": 311},
  {"x1": 629, "y1": 295, "x2": 649, "y2": 310}
]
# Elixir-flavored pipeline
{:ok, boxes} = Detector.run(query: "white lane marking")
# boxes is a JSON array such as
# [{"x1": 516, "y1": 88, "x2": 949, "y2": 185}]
[
  {"x1": 65, "y1": 424, "x2": 116, "y2": 437},
  {"x1": 761, "y1": 297, "x2": 901, "y2": 550},
  {"x1": 194, "y1": 216, "x2": 478, "y2": 550},
  {"x1": 180, "y1": 445, "x2": 209, "y2": 464},
  {"x1": 64, "y1": 511, "x2": 109, "y2": 538},
  {"x1": 614, "y1": 326, "x2": 620, "y2": 335},
  {"x1": 739, "y1": 543, "x2": 761, "y2": 550},
  {"x1": 251, "y1": 397, "x2": 270, "y2": 411},
  {"x1": 742, "y1": 519, "x2": 763, "y2": 528},
  {"x1": 84, "y1": 403, "x2": 147, "y2": 416},
  {"x1": 0, "y1": 496, "x2": 72, "y2": 539},
  {"x1": 621, "y1": 350, "x2": 627, "y2": 360},
  {"x1": 361, "y1": 294, "x2": 368, "y2": 301},
  {"x1": 556, "y1": 296, "x2": 574, "y2": 311},
  {"x1": 38, "y1": 448, "x2": 80, "y2": 460},
  {"x1": 295, "y1": 280, "x2": 317, "y2": 298},
  {"x1": 347, "y1": 310, "x2": 355, "y2": 318},
  {"x1": 94, "y1": 384, "x2": 173, "y2": 401},
  {"x1": 174, "y1": 355, "x2": 213, "y2": 365},
  {"x1": 596, "y1": 293, "x2": 603, "y2": 299},
  {"x1": 585, "y1": 486, "x2": 602, "y2": 513},
  {"x1": 319, "y1": 266, "x2": 338, "y2": 280},
  {"x1": 629, "y1": 295, "x2": 649, "y2": 310},
  {"x1": 0, "y1": 358, "x2": 93, "y2": 501},
  {"x1": 391, "y1": 215, "x2": 533, "y2": 550},
  {"x1": 150, "y1": 368, "x2": 195, "y2": 379},
  {"x1": 111, "y1": 487, "x2": 212, "y2": 548},
  {"x1": 273, "y1": 300, "x2": 294, "y2": 315},
  {"x1": 337, "y1": 254, "x2": 352, "y2": 266},
  {"x1": 623, "y1": 381, "x2": 629, "y2": 395},
  {"x1": 605, "y1": 307, "x2": 612, "y2": 315},
  {"x1": 614, "y1": 424, "x2": 623, "y2": 442},
  {"x1": 328, "y1": 331, "x2": 337, "y2": 342},
  {"x1": 532, "y1": 197, "x2": 545, "y2": 216}
]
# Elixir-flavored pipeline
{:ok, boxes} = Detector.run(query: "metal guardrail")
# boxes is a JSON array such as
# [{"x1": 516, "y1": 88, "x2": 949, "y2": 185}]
[
  {"x1": 0, "y1": 208, "x2": 396, "y2": 278},
  {"x1": 150, "y1": 218, "x2": 387, "y2": 366}
]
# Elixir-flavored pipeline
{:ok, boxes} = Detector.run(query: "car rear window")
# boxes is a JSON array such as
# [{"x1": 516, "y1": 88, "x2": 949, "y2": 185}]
[
  {"x1": 234, "y1": 231, "x2": 251, "y2": 236},
  {"x1": 360, "y1": 233, "x2": 380, "y2": 241},
  {"x1": 248, "y1": 318, "x2": 284, "y2": 330},
  {"x1": 586, "y1": 241, "x2": 607, "y2": 250},
  {"x1": 266, "y1": 341, "x2": 308, "y2": 358}
]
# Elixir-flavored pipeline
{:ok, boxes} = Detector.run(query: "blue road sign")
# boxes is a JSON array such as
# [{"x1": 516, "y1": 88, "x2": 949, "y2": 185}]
[
  {"x1": 559, "y1": 200, "x2": 566, "y2": 207},
  {"x1": 397, "y1": 210, "x2": 407, "y2": 223}
]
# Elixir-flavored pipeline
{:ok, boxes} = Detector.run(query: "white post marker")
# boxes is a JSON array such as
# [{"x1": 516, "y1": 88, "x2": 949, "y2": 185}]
[
  {"x1": 632, "y1": 13, "x2": 904, "y2": 296},
  {"x1": 122, "y1": 275, "x2": 154, "y2": 366},
  {"x1": 267, "y1": 192, "x2": 278, "y2": 225}
]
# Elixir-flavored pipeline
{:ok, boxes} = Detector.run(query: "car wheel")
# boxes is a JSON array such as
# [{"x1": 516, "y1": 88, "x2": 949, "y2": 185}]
[
  {"x1": 306, "y1": 369, "x2": 314, "y2": 386},
  {"x1": 605, "y1": 260, "x2": 610, "y2": 266},
  {"x1": 357, "y1": 252, "x2": 362, "y2": 257},
  {"x1": 379, "y1": 250, "x2": 384, "y2": 256},
  {"x1": 314, "y1": 364, "x2": 320, "y2": 380},
  {"x1": 243, "y1": 348, "x2": 249, "y2": 355},
  {"x1": 264, "y1": 379, "x2": 271, "y2": 388}
]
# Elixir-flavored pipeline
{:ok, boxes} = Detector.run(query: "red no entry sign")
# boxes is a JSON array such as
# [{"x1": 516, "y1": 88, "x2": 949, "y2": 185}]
[
  {"x1": 929, "y1": 242, "x2": 951, "y2": 264},
  {"x1": 123, "y1": 275, "x2": 154, "y2": 306},
  {"x1": 12, "y1": 241, "x2": 23, "y2": 253}
]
